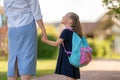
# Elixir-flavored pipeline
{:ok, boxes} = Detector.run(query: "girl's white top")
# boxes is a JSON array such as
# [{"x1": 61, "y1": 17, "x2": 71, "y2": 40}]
[{"x1": 4, "y1": 0, "x2": 43, "y2": 27}]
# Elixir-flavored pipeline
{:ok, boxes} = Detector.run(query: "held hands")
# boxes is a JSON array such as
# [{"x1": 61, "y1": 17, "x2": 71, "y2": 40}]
[
  {"x1": 41, "y1": 34, "x2": 47, "y2": 43},
  {"x1": 42, "y1": 32, "x2": 47, "y2": 40}
]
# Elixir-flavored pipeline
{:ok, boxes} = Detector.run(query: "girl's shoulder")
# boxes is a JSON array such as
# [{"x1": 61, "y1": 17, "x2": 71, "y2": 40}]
[
  {"x1": 60, "y1": 29, "x2": 73, "y2": 40},
  {"x1": 61, "y1": 29, "x2": 73, "y2": 35},
  {"x1": 61, "y1": 29, "x2": 73, "y2": 37}
]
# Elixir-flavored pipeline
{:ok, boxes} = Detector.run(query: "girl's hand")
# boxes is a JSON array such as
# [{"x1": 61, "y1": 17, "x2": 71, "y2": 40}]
[{"x1": 41, "y1": 36, "x2": 47, "y2": 43}]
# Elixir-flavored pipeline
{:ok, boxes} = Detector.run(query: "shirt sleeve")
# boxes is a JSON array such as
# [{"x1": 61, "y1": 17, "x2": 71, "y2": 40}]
[
  {"x1": 27, "y1": 0, "x2": 43, "y2": 21},
  {"x1": 59, "y1": 29, "x2": 70, "y2": 41}
]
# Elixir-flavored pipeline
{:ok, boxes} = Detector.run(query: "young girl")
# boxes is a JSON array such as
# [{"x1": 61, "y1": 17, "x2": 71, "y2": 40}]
[{"x1": 42, "y1": 12, "x2": 83, "y2": 80}]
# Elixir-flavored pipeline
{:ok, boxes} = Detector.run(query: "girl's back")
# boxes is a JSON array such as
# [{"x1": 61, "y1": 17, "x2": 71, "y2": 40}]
[{"x1": 55, "y1": 29, "x2": 80, "y2": 79}]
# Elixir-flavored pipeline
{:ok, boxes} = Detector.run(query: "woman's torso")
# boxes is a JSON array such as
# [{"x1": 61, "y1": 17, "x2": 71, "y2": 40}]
[{"x1": 4, "y1": 0, "x2": 34, "y2": 27}]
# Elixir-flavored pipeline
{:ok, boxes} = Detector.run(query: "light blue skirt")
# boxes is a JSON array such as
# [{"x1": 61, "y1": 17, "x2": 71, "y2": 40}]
[{"x1": 8, "y1": 20, "x2": 37, "y2": 77}]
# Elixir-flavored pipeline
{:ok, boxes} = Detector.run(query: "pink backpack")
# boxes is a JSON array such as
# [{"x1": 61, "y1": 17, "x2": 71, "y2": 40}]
[{"x1": 62, "y1": 28, "x2": 92, "y2": 68}]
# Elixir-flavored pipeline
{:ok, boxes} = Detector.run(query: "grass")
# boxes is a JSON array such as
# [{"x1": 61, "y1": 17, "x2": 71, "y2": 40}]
[
  {"x1": 0, "y1": 72, "x2": 7, "y2": 80},
  {"x1": 0, "y1": 59, "x2": 57, "y2": 80}
]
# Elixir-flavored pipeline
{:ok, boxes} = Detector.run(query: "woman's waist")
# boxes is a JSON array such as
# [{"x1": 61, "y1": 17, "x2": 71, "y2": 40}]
[{"x1": 7, "y1": 15, "x2": 34, "y2": 28}]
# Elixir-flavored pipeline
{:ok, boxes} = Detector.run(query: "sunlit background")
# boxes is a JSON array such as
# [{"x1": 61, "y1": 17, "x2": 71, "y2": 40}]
[
  {"x1": 0, "y1": 0, "x2": 120, "y2": 80},
  {"x1": 39, "y1": 0, "x2": 107, "y2": 23}
]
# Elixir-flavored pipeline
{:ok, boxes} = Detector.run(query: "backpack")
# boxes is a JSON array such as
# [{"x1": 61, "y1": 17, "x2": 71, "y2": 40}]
[{"x1": 62, "y1": 28, "x2": 92, "y2": 68}]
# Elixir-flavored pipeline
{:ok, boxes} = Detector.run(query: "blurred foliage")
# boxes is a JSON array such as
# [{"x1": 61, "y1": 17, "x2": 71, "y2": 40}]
[
  {"x1": 37, "y1": 34, "x2": 58, "y2": 59},
  {"x1": 88, "y1": 38, "x2": 113, "y2": 59},
  {"x1": 37, "y1": 24, "x2": 60, "y2": 59},
  {"x1": 102, "y1": 0, "x2": 120, "y2": 20},
  {"x1": 0, "y1": 33, "x2": 8, "y2": 60},
  {"x1": 1, "y1": 23, "x2": 120, "y2": 60},
  {"x1": 37, "y1": 24, "x2": 59, "y2": 37}
]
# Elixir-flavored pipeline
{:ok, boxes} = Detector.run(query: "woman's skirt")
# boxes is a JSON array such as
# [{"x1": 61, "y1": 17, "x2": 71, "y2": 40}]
[{"x1": 7, "y1": 20, "x2": 37, "y2": 77}]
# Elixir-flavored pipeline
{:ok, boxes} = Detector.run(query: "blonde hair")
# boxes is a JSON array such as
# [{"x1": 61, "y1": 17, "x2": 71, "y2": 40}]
[{"x1": 68, "y1": 12, "x2": 83, "y2": 37}]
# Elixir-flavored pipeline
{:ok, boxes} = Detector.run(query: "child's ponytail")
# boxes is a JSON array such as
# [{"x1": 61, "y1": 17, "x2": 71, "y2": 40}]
[{"x1": 69, "y1": 12, "x2": 83, "y2": 37}]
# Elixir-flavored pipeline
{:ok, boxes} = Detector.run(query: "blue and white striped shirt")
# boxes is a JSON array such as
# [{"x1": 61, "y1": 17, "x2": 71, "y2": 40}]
[{"x1": 4, "y1": 0, "x2": 43, "y2": 27}]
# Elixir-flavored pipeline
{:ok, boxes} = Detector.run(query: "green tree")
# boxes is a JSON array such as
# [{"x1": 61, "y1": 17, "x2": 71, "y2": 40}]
[{"x1": 102, "y1": 0, "x2": 120, "y2": 19}]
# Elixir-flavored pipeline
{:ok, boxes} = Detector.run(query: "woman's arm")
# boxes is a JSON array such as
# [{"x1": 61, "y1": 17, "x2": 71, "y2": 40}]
[
  {"x1": 27, "y1": 0, "x2": 47, "y2": 38},
  {"x1": 42, "y1": 38, "x2": 63, "y2": 47},
  {"x1": 37, "y1": 19, "x2": 47, "y2": 38}
]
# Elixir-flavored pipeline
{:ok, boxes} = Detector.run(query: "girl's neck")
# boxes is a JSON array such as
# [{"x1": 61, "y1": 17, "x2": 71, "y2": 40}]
[
  {"x1": 64, "y1": 24, "x2": 72, "y2": 28},
  {"x1": 65, "y1": 26, "x2": 73, "y2": 30},
  {"x1": 65, "y1": 26, "x2": 72, "y2": 29}
]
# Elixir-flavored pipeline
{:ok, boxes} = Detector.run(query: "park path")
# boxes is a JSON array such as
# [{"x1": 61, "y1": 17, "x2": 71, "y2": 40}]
[{"x1": 32, "y1": 60, "x2": 120, "y2": 80}]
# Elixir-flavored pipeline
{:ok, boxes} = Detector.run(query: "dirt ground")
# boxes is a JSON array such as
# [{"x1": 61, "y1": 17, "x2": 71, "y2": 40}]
[{"x1": 32, "y1": 60, "x2": 120, "y2": 80}]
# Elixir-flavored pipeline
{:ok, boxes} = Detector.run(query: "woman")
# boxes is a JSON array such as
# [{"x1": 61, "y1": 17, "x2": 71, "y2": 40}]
[{"x1": 3, "y1": 0, "x2": 47, "y2": 80}]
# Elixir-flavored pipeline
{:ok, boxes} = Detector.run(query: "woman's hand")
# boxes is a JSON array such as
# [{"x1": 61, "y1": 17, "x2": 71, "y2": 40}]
[
  {"x1": 42, "y1": 32, "x2": 47, "y2": 40},
  {"x1": 37, "y1": 19, "x2": 48, "y2": 39}
]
